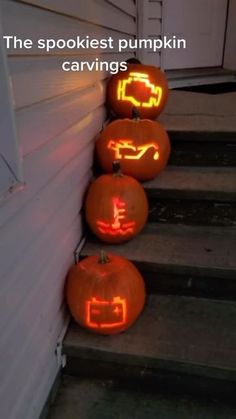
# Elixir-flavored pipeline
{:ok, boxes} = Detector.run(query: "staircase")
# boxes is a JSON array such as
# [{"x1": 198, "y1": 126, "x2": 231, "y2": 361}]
[{"x1": 47, "y1": 91, "x2": 236, "y2": 418}]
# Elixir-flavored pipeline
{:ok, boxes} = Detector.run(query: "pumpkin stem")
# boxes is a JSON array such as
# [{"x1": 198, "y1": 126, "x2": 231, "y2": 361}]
[
  {"x1": 132, "y1": 107, "x2": 140, "y2": 120},
  {"x1": 126, "y1": 58, "x2": 142, "y2": 65},
  {"x1": 99, "y1": 250, "x2": 110, "y2": 264},
  {"x1": 112, "y1": 161, "x2": 123, "y2": 177}
]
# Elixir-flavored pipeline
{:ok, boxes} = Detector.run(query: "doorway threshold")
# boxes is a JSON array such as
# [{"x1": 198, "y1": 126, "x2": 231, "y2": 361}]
[{"x1": 167, "y1": 68, "x2": 236, "y2": 89}]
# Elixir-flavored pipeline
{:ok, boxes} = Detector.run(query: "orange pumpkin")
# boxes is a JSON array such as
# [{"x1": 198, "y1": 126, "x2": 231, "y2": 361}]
[
  {"x1": 85, "y1": 162, "x2": 148, "y2": 244},
  {"x1": 96, "y1": 110, "x2": 171, "y2": 181},
  {"x1": 107, "y1": 63, "x2": 168, "y2": 119},
  {"x1": 66, "y1": 251, "x2": 146, "y2": 335}
]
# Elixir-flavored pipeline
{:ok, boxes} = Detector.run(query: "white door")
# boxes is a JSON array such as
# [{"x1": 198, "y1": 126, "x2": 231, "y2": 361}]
[{"x1": 163, "y1": 0, "x2": 228, "y2": 69}]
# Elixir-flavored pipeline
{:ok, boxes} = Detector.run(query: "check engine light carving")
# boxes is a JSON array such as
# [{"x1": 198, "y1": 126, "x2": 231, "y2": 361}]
[{"x1": 117, "y1": 72, "x2": 163, "y2": 108}]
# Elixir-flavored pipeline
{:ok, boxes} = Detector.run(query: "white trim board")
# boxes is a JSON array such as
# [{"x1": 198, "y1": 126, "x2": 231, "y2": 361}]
[
  {"x1": 0, "y1": 10, "x2": 23, "y2": 199},
  {"x1": 167, "y1": 68, "x2": 236, "y2": 89}
]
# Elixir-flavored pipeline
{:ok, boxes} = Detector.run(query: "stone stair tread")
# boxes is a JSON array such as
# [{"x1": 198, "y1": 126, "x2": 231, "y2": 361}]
[
  {"x1": 160, "y1": 115, "x2": 236, "y2": 134},
  {"x1": 64, "y1": 295, "x2": 236, "y2": 381},
  {"x1": 168, "y1": 129, "x2": 236, "y2": 141},
  {"x1": 81, "y1": 224, "x2": 236, "y2": 279},
  {"x1": 144, "y1": 166, "x2": 236, "y2": 200},
  {"x1": 159, "y1": 90, "x2": 236, "y2": 134},
  {"x1": 47, "y1": 375, "x2": 236, "y2": 419}
]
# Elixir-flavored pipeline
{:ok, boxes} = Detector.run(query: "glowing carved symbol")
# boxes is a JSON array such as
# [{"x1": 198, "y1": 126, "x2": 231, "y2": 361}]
[
  {"x1": 86, "y1": 296, "x2": 127, "y2": 329},
  {"x1": 117, "y1": 72, "x2": 163, "y2": 108},
  {"x1": 96, "y1": 197, "x2": 135, "y2": 236},
  {"x1": 108, "y1": 139, "x2": 160, "y2": 161}
]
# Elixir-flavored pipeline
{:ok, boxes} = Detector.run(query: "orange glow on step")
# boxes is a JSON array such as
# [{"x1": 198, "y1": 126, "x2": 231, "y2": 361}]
[
  {"x1": 86, "y1": 296, "x2": 127, "y2": 328},
  {"x1": 96, "y1": 197, "x2": 135, "y2": 236},
  {"x1": 117, "y1": 72, "x2": 163, "y2": 108},
  {"x1": 108, "y1": 139, "x2": 160, "y2": 161}
]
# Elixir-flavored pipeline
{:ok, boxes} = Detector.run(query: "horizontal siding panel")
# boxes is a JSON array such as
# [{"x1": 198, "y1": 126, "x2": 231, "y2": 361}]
[
  {"x1": 1, "y1": 220, "x2": 79, "y2": 408},
  {"x1": 1, "y1": 305, "x2": 64, "y2": 417},
  {"x1": 2, "y1": 1, "x2": 134, "y2": 55},
  {"x1": 9, "y1": 53, "x2": 132, "y2": 109},
  {"x1": 106, "y1": 0, "x2": 137, "y2": 17},
  {"x1": 0, "y1": 174, "x2": 89, "y2": 335},
  {"x1": 21, "y1": 350, "x2": 59, "y2": 419},
  {"x1": 0, "y1": 131, "x2": 96, "y2": 280},
  {"x1": 0, "y1": 216, "x2": 81, "y2": 384},
  {"x1": 21, "y1": 0, "x2": 136, "y2": 35},
  {"x1": 16, "y1": 81, "x2": 106, "y2": 156},
  {"x1": 0, "y1": 182, "x2": 87, "y2": 335},
  {"x1": 0, "y1": 106, "x2": 105, "y2": 238},
  {"x1": 1, "y1": 299, "x2": 68, "y2": 418},
  {"x1": 148, "y1": 2, "x2": 162, "y2": 19},
  {"x1": 9, "y1": 56, "x2": 103, "y2": 108},
  {"x1": 24, "y1": 351, "x2": 59, "y2": 419},
  {"x1": 0, "y1": 33, "x2": 23, "y2": 192}
]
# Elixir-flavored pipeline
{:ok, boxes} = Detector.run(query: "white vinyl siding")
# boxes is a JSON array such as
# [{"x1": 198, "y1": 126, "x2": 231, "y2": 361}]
[
  {"x1": 0, "y1": 15, "x2": 22, "y2": 197},
  {"x1": 138, "y1": 0, "x2": 162, "y2": 67},
  {"x1": 0, "y1": 1, "x2": 136, "y2": 418}
]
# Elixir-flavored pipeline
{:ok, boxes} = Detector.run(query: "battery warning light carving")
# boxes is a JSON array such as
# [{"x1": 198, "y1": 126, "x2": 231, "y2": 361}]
[
  {"x1": 96, "y1": 197, "x2": 135, "y2": 236},
  {"x1": 117, "y1": 72, "x2": 163, "y2": 108},
  {"x1": 108, "y1": 139, "x2": 160, "y2": 161},
  {"x1": 86, "y1": 296, "x2": 127, "y2": 329}
]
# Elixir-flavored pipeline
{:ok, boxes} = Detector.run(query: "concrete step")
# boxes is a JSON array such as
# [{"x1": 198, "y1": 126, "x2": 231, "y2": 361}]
[
  {"x1": 168, "y1": 131, "x2": 236, "y2": 167},
  {"x1": 63, "y1": 295, "x2": 236, "y2": 400},
  {"x1": 166, "y1": 68, "x2": 235, "y2": 88},
  {"x1": 144, "y1": 166, "x2": 236, "y2": 226},
  {"x1": 81, "y1": 224, "x2": 236, "y2": 299},
  {"x1": 158, "y1": 90, "x2": 236, "y2": 166},
  {"x1": 47, "y1": 375, "x2": 236, "y2": 419},
  {"x1": 159, "y1": 90, "x2": 236, "y2": 133}
]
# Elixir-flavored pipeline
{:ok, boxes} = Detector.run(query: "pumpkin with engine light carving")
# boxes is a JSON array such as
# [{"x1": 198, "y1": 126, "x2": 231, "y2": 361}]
[
  {"x1": 66, "y1": 251, "x2": 146, "y2": 335},
  {"x1": 107, "y1": 63, "x2": 168, "y2": 119},
  {"x1": 85, "y1": 161, "x2": 148, "y2": 244},
  {"x1": 96, "y1": 109, "x2": 171, "y2": 181}
]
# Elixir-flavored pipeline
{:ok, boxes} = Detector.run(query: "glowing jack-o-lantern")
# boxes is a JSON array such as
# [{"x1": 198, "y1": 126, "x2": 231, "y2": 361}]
[
  {"x1": 85, "y1": 161, "x2": 148, "y2": 243},
  {"x1": 107, "y1": 64, "x2": 168, "y2": 119},
  {"x1": 66, "y1": 251, "x2": 146, "y2": 334},
  {"x1": 86, "y1": 296, "x2": 127, "y2": 329},
  {"x1": 96, "y1": 112, "x2": 171, "y2": 181}
]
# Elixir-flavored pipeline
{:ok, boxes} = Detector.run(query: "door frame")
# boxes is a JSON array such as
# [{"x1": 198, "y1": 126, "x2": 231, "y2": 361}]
[{"x1": 161, "y1": 0, "x2": 230, "y2": 71}]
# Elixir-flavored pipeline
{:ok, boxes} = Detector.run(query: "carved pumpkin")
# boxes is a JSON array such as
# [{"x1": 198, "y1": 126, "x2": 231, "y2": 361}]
[
  {"x1": 66, "y1": 251, "x2": 146, "y2": 335},
  {"x1": 96, "y1": 109, "x2": 171, "y2": 181},
  {"x1": 85, "y1": 162, "x2": 148, "y2": 244},
  {"x1": 107, "y1": 63, "x2": 168, "y2": 119}
]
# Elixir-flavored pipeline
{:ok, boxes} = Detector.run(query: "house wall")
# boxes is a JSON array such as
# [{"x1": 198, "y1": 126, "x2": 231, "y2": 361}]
[
  {"x1": 138, "y1": 0, "x2": 162, "y2": 67},
  {"x1": 0, "y1": 1, "x2": 136, "y2": 418},
  {"x1": 139, "y1": 0, "x2": 236, "y2": 73},
  {"x1": 0, "y1": 27, "x2": 23, "y2": 195}
]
